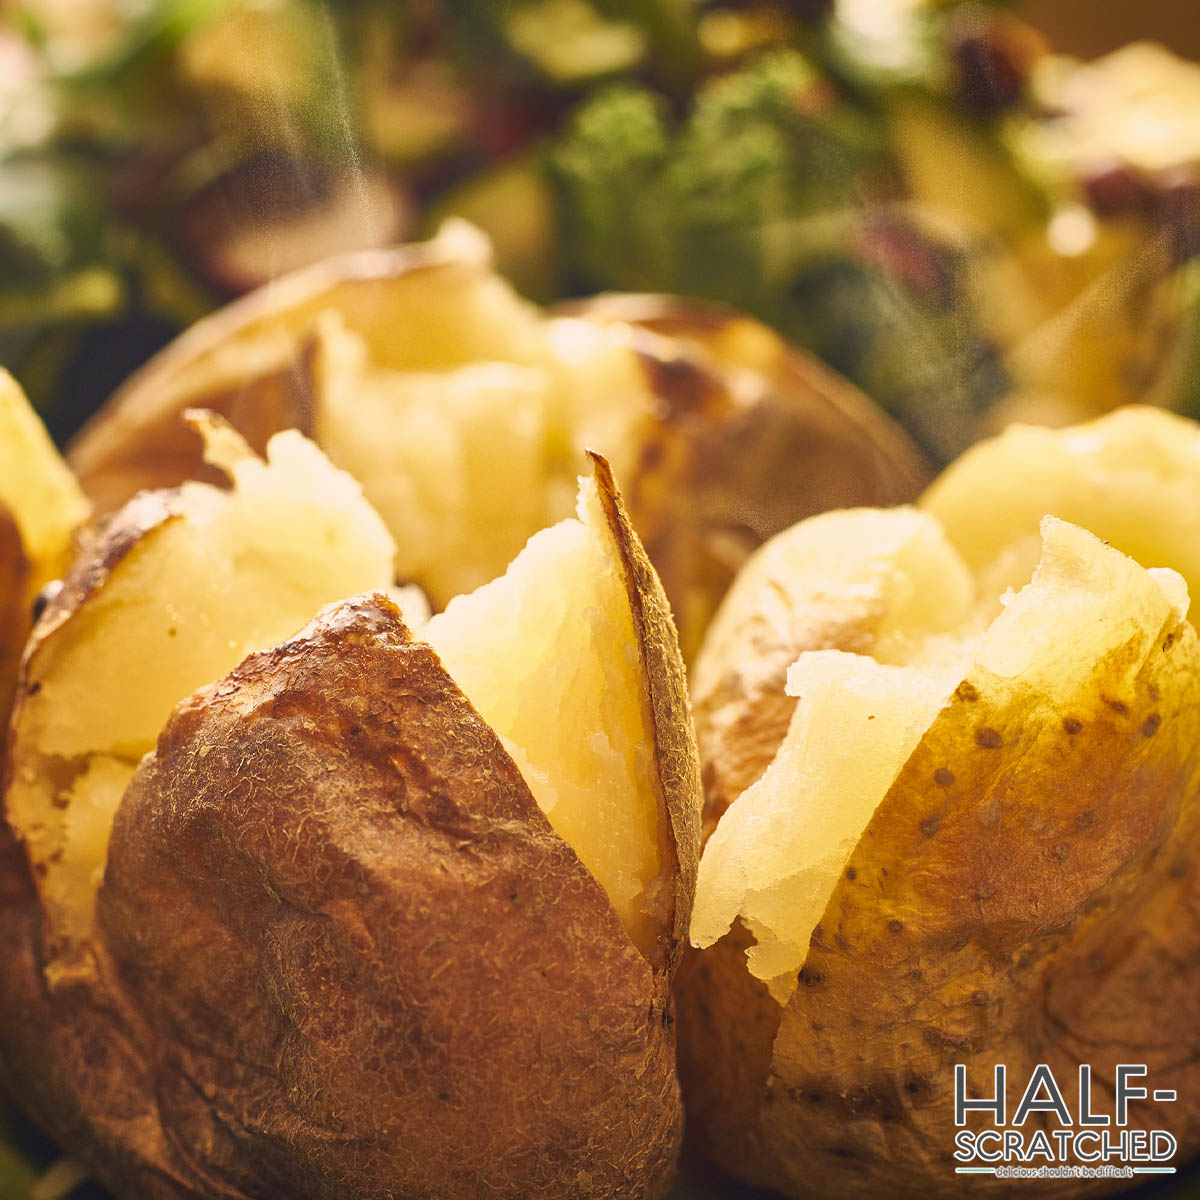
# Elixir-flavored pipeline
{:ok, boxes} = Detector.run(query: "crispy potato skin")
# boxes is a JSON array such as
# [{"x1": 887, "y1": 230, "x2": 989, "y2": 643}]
[
  {"x1": 71, "y1": 346, "x2": 317, "y2": 519},
  {"x1": 94, "y1": 596, "x2": 681, "y2": 1199},
  {"x1": 681, "y1": 612, "x2": 1200, "y2": 1197},
  {"x1": 0, "y1": 596, "x2": 685, "y2": 1199},
  {"x1": 591, "y1": 453, "x2": 701, "y2": 974},
  {"x1": 0, "y1": 458, "x2": 699, "y2": 1199},
  {"x1": 562, "y1": 293, "x2": 929, "y2": 522},
  {"x1": 761, "y1": 637, "x2": 1200, "y2": 1197},
  {"x1": 673, "y1": 923, "x2": 782, "y2": 1194}
]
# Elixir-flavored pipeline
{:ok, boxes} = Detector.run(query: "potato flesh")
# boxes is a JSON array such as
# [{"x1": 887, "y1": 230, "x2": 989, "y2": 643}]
[
  {"x1": 9, "y1": 430, "x2": 400, "y2": 944},
  {"x1": 694, "y1": 652, "x2": 963, "y2": 1001},
  {"x1": 425, "y1": 478, "x2": 661, "y2": 956},
  {"x1": 312, "y1": 307, "x2": 657, "y2": 610},
  {"x1": 0, "y1": 369, "x2": 89, "y2": 584},
  {"x1": 921, "y1": 406, "x2": 1200, "y2": 602},
  {"x1": 316, "y1": 315, "x2": 556, "y2": 604},
  {"x1": 692, "y1": 514, "x2": 1189, "y2": 1002}
]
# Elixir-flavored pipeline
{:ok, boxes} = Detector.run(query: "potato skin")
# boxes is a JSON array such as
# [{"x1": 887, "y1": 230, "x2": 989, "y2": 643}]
[
  {"x1": 0, "y1": 595, "x2": 685, "y2": 1199},
  {"x1": 71, "y1": 348, "x2": 317, "y2": 519},
  {"x1": 680, "y1": 605, "x2": 1200, "y2": 1197},
  {"x1": 560, "y1": 292, "x2": 929, "y2": 522},
  {"x1": 564, "y1": 297, "x2": 930, "y2": 659},
  {"x1": 590, "y1": 452, "x2": 700, "y2": 972},
  {"x1": 98, "y1": 596, "x2": 682, "y2": 1199},
  {"x1": 674, "y1": 922, "x2": 782, "y2": 1195},
  {"x1": 0, "y1": 456, "x2": 700, "y2": 1198}
]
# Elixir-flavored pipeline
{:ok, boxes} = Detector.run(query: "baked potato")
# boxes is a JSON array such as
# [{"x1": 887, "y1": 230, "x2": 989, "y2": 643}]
[
  {"x1": 0, "y1": 371, "x2": 89, "y2": 735},
  {"x1": 0, "y1": 418, "x2": 701, "y2": 1198},
  {"x1": 680, "y1": 405, "x2": 1200, "y2": 1196},
  {"x1": 66, "y1": 221, "x2": 928, "y2": 657}
]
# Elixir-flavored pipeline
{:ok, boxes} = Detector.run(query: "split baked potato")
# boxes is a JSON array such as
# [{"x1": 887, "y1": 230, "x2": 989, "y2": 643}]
[
  {"x1": 0, "y1": 417, "x2": 701, "y2": 1199},
  {"x1": 66, "y1": 221, "x2": 927, "y2": 657},
  {"x1": 680, "y1": 405, "x2": 1200, "y2": 1196}
]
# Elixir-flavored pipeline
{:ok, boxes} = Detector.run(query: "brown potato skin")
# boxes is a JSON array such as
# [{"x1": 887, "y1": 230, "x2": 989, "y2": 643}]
[
  {"x1": 674, "y1": 923, "x2": 782, "y2": 1195},
  {"x1": 564, "y1": 297, "x2": 930, "y2": 659},
  {"x1": 98, "y1": 596, "x2": 681, "y2": 1199},
  {"x1": 680, "y1": 604, "x2": 1200, "y2": 1197},
  {"x1": 72, "y1": 347, "x2": 317, "y2": 519},
  {"x1": 0, "y1": 596, "x2": 684, "y2": 1199},
  {"x1": 561, "y1": 292, "x2": 929, "y2": 522},
  {"x1": 0, "y1": 460, "x2": 699, "y2": 1199},
  {"x1": 590, "y1": 452, "x2": 700, "y2": 972}
]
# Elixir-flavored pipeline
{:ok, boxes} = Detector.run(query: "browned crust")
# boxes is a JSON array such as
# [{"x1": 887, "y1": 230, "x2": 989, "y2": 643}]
[
  {"x1": 674, "y1": 924, "x2": 784, "y2": 1193},
  {"x1": 759, "y1": 628, "x2": 1200, "y2": 1198},
  {"x1": 0, "y1": 587, "x2": 687, "y2": 1199},
  {"x1": 69, "y1": 341, "x2": 318, "y2": 520},
  {"x1": 588, "y1": 452, "x2": 702, "y2": 981},
  {"x1": 556, "y1": 292, "x2": 930, "y2": 503},
  {"x1": 565, "y1": 295, "x2": 930, "y2": 661},
  {"x1": 92, "y1": 594, "x2": 681, "y2": 1199}
]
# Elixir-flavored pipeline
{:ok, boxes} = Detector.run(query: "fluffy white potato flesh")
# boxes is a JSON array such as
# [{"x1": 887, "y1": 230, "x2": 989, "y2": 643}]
[
  {"x1": 8, "y1": 423, "x2": 402, "y2": 950},
  {"x1": 692, "y1": 514, "x2": 1189, "y2": 1003},
  {"x1": 0, "y1": 369, "x2": 89, "y2": 585},
  {"x1": 425, "y1": 476, "x2": 662, "y2": 957}
]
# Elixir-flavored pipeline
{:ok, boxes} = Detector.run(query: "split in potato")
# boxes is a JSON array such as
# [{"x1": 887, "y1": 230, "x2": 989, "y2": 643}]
[
  {"x1": 682, "y1": 405, "x2": 1200, "y2": 1197},
  {"x1": 67, "y1": 222, "x2": 927, "y2": 654},
  {"x1": 6, "y1": 415, "x2": 404, "y2": 952},
  {"x1": 0, "y1": 420, "x2": 700, "y2": 1199}
]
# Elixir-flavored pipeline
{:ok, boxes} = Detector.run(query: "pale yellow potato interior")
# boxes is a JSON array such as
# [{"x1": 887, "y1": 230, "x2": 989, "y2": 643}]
[
  {"x1": 9, "y1": 425, "x2": 405, "y2": 947},
  {"x1": 315, "y1": 313, "x2": 556, "y2": 604},
  {"x1": 694, "y1": 407, "x2": 1198, "y2": 1003},
  {"x1": 425, "y1": 476, "x2": 662, "y2": 957},
  {"x1": 0, "y1": 369, "x2": 89, "y2": 584},
  {"x1": 310, "y1": 299, "x2": 658, "y2": 611},
  {"x1": 921, "y1": 406, "x2": 1200, "y2": 603}
]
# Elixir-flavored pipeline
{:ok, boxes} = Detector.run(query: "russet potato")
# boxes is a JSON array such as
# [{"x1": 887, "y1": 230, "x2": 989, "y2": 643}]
[
  {"x1": 67, "y1": 222, "x2": 927, "y2": 657},
  {"x1": 0, "y1": 419, "x2": 700, "y2": 1198},
  {"x1": 680, "y1": 406, "x2": 1200, "y2": 1197}
]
